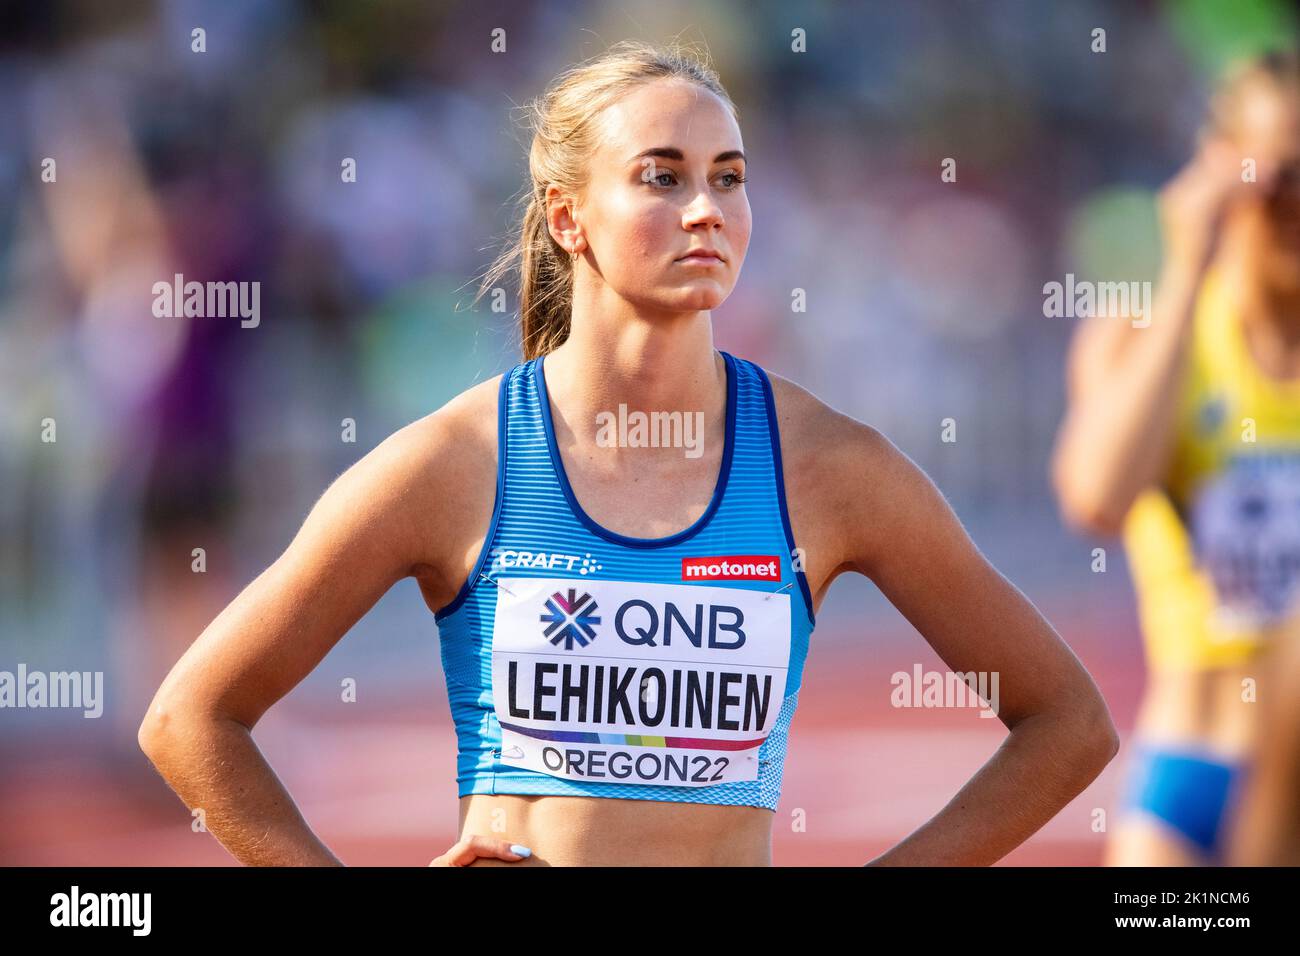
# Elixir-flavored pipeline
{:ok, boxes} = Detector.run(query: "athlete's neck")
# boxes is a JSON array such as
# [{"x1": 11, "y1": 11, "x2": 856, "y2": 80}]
[
  {"x1": 1220, "y1": 251, "x2": 1300, "y2": 380},
  {"x1": 540, "y1": 306, "x2": 727, "y2": 448},
  {"x1": 1224, "y1": 247, "x2": 1300, "y2": 324},
  {"x1": 1221, "y1": 229, "x2": 1300, "y2": 336}
]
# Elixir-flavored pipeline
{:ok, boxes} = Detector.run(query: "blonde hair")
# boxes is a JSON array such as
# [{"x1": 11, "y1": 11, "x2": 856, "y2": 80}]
[
  {"x1": 1206, "y1": 47, "x2": 1300, "y2": 139},
  {"x1": 473, "y1": 39, "x2": 737, "y2": 361}
]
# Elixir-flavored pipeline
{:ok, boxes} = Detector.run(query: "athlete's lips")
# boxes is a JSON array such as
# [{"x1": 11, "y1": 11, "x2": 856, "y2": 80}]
[{"x1": 676, "y1": 248, "x2": 725, "y2": 264}]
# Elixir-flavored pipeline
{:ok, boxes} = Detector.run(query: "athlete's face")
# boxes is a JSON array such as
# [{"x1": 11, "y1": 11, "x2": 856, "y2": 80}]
[
  {"x1": 574, "y1": 78, "x2": 750, "y2": 313},
  {"x1": 1232, "y1": 84, "x2": 1300, "y2": 281}
]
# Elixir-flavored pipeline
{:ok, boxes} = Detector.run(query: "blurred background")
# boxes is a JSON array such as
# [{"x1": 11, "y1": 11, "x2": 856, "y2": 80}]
[{"x1": 2, "y1": 0, "x2": 1296, "y2": 865}]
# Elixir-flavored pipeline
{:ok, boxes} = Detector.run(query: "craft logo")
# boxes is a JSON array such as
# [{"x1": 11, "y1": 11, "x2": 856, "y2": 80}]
[
  {"x1": 493, "y1": 549, "x2": 602, "y2": 575},
  {"x1": 682, "y1": 555, "x2": 781, "y2": 581},
  {"x1": 540, "y1": 588, "x2": 601, "y2": 649}
]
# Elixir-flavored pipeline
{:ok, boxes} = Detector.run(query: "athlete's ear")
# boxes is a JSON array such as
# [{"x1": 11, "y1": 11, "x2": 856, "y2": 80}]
[{"x1": 545, "y1": 183, "x2": 584, "y2": 256}]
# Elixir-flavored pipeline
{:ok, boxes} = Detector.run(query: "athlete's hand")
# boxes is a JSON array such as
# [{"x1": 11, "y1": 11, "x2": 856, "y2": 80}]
[
  {"x1": 1158, "y1": 133, "x2": 1280, "y2": 271},
  {"x1": 428, "y1": 835, "x2": 533, "y2": 866}
]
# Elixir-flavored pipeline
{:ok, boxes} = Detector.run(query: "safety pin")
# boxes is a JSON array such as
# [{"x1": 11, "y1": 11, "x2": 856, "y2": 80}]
[
  {"x1": 478, "y1": 572, "x2": 518, "y2": 597},
  {"x1": 763, "y1": 582, "x2": 794, "y2": 600}
]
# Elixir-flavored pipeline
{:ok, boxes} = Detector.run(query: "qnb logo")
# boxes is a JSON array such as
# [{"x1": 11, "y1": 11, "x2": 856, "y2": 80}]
[
  {"x1": 615, "y1": 600, "x2": 746, "y2": 649},
  {"x1": 540, "y1": 589, "x2": 602, "y2": 649}
]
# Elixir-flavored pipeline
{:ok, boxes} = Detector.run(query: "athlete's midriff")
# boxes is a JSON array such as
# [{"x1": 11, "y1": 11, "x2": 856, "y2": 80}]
[
  {"x1": 1132, "y1": 661, "x2": 1265, "y2": 757},
  {"x1": 457, "y1": 793, "x2": 773, "y2": 866}
]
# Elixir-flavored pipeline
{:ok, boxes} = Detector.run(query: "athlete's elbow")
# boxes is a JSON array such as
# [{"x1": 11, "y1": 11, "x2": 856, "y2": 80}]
[
  {"x1": 1060, "y1": 498, "x2": 1127, "y2": 538},
  {"x1": 1050, "y1": 443, "x2": 1125, "y2": 537},
  {"x1": 137, "y1": 691, "x2": 209, "y2": 761},
  {"x1": 1086, "y1": 705, "x2": 1121, "y2": 764},
  {"x1": 1052, "y1": 472, "x2": 1129, "y2": 538},
  {"x1": 1067, "y1": 698, "x2": 1122, "y2": 774},
  {"x1": 1028, "y1": 680, "x2": 1121, "y2": 773},
  {"x1": 137, "y1": 694, "x2": 179, "y2": 761}
]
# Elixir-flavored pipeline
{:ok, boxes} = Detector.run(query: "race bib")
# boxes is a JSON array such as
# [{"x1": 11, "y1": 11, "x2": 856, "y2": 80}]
[
  {"x1": 490, "y1": 576, "x2": 792, "y2": 788},
  {"x1": 1190, "y1": 452, "x2": 1300, "y2": 632}
]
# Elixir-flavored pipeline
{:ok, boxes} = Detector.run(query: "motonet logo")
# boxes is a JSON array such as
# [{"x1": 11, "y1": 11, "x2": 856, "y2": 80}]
[{"x1": 682, "y1": 555, "x2": 781, "y2": 582}]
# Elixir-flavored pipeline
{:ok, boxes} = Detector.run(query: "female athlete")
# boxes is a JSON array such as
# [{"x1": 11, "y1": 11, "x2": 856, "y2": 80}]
[
  {"x1": 1053, "y1": 49, "x2": 1300, "y2": 866},
  {"x1": 140, "y1": 40, "x2": 1118, "y2": 867}
]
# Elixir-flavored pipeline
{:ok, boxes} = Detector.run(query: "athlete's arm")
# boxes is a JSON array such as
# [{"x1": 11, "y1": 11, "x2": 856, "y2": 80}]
[
  {"x1": 1227, "y1": 610, "x2": 1300, "y2": 865},
  {"x1": 821, "y1": 416, "x2": 1119, "y2": 865},
  {"x1": 1050, "y1": 138, "x2": 1269, "y2": 536},
  {"x1": 137, "y1": 379, "x2": 499, "y2": 866}
]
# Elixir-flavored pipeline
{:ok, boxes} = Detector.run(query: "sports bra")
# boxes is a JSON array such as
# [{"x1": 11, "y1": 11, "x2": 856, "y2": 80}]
[
  {"x1": 433, "y1": 349, "x2": 816, "y2": 809},
  {"x1": 1122, "y1": 269, "x2": 1300, "y2": 669}
]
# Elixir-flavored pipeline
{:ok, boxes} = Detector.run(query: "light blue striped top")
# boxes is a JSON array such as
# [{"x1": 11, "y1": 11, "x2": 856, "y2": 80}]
[{"x1": 433, "y1": 349, "x2": 816, "y2": 809}]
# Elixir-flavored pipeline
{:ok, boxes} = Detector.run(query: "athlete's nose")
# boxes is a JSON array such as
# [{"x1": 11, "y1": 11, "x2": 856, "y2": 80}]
[{"x1": 682, "y1": 192, "x2": 725, "y2": 232}]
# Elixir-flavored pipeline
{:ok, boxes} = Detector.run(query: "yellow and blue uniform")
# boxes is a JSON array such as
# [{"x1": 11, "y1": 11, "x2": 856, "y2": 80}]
[{"x1": 1117, "y1": 269, "x2": 1300, "y2": 856}]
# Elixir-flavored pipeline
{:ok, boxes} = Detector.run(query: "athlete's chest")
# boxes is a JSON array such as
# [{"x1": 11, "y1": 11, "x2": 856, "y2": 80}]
[
  {"x1": 1177, "y1": 374, "x2": 1300, "y2": 626},
  {"x1": 1174, "y1": 364, "x2": 1300, "y2": 502},
  {"x1": 555, "y1": 447, "x2": 725, "y2": 541}
]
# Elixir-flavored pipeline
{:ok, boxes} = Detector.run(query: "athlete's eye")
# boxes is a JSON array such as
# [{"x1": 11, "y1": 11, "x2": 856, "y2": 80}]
[{"x1": 643, "y1": 169, "x2": 747, "y2": 190}]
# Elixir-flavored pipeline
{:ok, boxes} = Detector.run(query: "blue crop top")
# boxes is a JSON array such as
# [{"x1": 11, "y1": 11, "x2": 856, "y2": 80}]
[{"x1": 432, "y1": 349, "x2": 816, "y2": 810}]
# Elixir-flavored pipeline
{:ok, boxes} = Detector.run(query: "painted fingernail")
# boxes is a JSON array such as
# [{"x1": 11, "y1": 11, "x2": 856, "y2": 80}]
[{"x1": 509, "y1": 844, "x2": 532, "y2": 857}]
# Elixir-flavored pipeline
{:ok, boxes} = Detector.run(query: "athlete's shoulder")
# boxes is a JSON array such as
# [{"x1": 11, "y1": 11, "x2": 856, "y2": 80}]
[
  {"x1": 364, "y1": 370, "x2": 507, "y2": 599},
  {"x1": 752, "y1": 364, "x2": 921, "y2": 582},
  {"x1": 427, "y1": 370, "x2": 508, "y2": 440},
  {"x1": 346, "y1": 370, "x2": 506, "y2": 543},
  {"x1": 757, "y1": 364, "x2": 895, "y2": 471},
  {"x1": 382, "y1": 370, "x2": 505, "y2": 472}
]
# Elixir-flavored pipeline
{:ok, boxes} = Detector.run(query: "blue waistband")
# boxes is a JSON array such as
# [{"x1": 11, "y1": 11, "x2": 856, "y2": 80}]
[{"x1": 1119, "y1": 741, "x2": 1248, "y2": 858}]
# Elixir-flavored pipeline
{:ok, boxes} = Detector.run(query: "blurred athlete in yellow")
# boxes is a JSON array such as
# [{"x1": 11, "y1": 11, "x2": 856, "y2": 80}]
[{"x1": 1053, "y1": 49, "x2": 1300, "y2": 866}]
